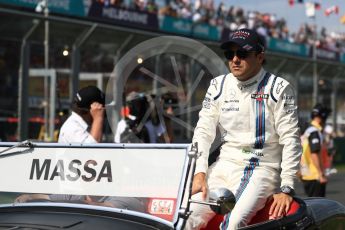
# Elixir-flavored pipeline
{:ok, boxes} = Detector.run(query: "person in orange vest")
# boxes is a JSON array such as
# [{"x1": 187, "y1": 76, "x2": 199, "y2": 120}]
[{"x1": 300, "y1": 104, "x2": 331, "y2": 197}]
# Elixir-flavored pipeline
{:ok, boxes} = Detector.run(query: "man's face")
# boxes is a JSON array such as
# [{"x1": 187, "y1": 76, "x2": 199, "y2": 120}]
[
  {"x1": 225, "y1": 45, "x2": 264, "y2": 81},
  {"x1": 320, "y1": 117, "x2": 327, "y2": 128}
]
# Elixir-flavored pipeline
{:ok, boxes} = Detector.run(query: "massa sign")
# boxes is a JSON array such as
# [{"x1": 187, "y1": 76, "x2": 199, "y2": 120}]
[
  {"x1": 29, "y1": 159, "x2": 112, "y2": 182},
  {"x1": 0, "y1": 144, "x2": 189, "y2": 198}
]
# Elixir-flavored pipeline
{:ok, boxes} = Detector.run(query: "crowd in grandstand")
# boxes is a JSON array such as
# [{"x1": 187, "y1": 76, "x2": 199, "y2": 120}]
[{"x1": 100, "y1": 0, "x2": 345, "y2": 52}]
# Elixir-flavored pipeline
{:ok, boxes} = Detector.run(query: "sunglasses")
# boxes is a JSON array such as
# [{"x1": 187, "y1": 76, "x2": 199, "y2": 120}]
[{"x1": 224, "y1": 50, "x2": 255, "y2": 60}]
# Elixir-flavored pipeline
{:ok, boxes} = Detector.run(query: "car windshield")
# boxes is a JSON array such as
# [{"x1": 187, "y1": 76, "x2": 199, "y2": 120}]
[{"x1": 0, "y1": 142, "x2": 191, "y2": 226}]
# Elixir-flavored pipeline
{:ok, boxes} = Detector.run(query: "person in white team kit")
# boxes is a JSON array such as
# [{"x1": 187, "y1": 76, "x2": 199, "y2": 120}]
[
  {"x1": 185, "y1": 29, "x2": 302, "y2": 229},
  {"x1": 16, "y1": 86, "x2": 146, "y2": 212},
  {"x1": 58, "y1": 85, "x2": 105, "y2": 144}
]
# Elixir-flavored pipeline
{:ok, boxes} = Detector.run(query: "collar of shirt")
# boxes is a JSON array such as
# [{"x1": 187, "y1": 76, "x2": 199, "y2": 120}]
[
  {"x1": 70, "y1": 111, "x2": 89, "y2": 131},
  {"x1": 311, "y1": 120, "x2": 322, "y2": 131},
  {"x1": 236, "y1": 68, "x2": 265, "y2": 90}
]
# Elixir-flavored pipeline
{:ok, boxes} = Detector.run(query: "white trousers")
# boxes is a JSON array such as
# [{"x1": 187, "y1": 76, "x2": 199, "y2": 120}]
[{"x1": 185, "y1": 159, "x2": 279, "y2": 230}]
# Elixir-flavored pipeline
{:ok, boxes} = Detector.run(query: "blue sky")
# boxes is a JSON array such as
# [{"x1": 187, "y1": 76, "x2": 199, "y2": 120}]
[{"x1": 213, "y1": 0, "x2": 345, "y2": 34}]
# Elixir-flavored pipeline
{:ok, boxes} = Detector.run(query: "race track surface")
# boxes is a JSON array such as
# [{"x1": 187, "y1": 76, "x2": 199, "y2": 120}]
[{"x1": 295, "y1": 169, "x2": 345, "y2": 205}]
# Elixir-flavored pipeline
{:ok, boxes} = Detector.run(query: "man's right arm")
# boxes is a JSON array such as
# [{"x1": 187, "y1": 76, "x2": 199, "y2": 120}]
[
  {"x1": 192, "y1": 76, "x2": 223, "y2": 175},
  {"x1": 309, "y1": 131, "x2": 327, "y2": 183},
  {"x1": 191, "y1": 172, "x2": 207, "y2": 200}
]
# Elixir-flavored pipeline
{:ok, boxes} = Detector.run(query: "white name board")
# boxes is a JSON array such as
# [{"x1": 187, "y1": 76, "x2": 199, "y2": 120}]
[{"x1": 0, "y1": 144, "x2": 189, "y2": 198}]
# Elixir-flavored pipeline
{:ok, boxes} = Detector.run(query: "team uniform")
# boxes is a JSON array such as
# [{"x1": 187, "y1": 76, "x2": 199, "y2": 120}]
[
  {"x1": 187, "y1": 68, "x2": 302, "y2": 229},
  {"x1": 58, "y1": 112, "x2": 98, "y2": 144},
  {"x1": 300, "y1": 121, "x2": 325, "y2": 197}
]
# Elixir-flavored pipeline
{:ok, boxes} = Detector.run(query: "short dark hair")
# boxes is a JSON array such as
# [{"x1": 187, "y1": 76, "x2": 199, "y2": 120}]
[
  {"x1": 311, "y1": 104, "x2": 331, "y2": 120},
  {"x1": 71, "y1": 102, "x2": 89, "y2": 115}
]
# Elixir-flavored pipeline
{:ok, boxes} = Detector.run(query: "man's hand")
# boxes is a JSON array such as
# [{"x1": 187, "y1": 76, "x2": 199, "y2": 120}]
[
  {"x1": 89, "y1": 102, "x2": 104, "y2": 142},
  {"x1": 268, "y1": 193, "x2": 293, "y2": 219},
  {"x1": 319, "y1": 174, "x2": 328, "y2": 184},
  {"x1": 191, "y1": 172, "x2": 208, "y2": 200},
  {"x1": 90, "y1": 102, "x2": 105, "y2": 121}
]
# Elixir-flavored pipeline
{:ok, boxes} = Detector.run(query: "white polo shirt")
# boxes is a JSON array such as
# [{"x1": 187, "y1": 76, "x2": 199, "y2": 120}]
[{"x1": 58, "y1": 112, "x2": 97, "y2": 144}]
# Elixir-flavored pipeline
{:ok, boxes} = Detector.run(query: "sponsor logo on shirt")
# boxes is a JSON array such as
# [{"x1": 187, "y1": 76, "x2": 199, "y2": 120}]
[
  {"x1": 284, "y1": 103, "x2": 295, "y2": 107},
  {"x1": 242, "y1": 149, "x2": 264, "y2": 157},
  {"x1": 283, "y1": 101, "x2": 297, "y2": 114},
  {"x1": 224, "y1": 100, "x2": 239, "y2": 103},
  {"x1": 312, "y1": 138, "x2": 320, "y2": 144},
  {"x1": 221, "y1": 107, "x2": 239, "y2": 112},
  {"x1": 251, "y1": 94, "x2": 269, "y2": 101},
  {"x1": 283, "y1": 95, "x2": 294, "y2": 100},
  {"x1": 228, "y1": 89, "x2": 236, "y2": 99},
  {"x1": 203, "y1": 97, "x2": 211, "y2": 109},
  {"x1": 276, "y1": 81, "x2": 284, "y2": 94},
  {"x1": 211, "y1": 79, "x2": 218, "y2": 90}
]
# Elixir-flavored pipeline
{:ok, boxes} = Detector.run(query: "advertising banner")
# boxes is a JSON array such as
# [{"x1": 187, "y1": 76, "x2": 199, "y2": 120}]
[
  {"x1": 315, "y1": 48, "x2": 340, "y2": 62},
  {"x1": 267, "y1": 37, "x2": 310, "y2": 57},
  {"x1": 0, "y1": 0, "x2": 159, "y2": 30},
  {"x1": 340, "y1": 53, "x2": 345, "y2": 63},
  {"x1": 1, "y1": 0, "x2": 219, "y2": 41},
  {"x1": 192, "y1": 23, "x2": 220, "y2": 41},
  {"x1": 0, "y1": 0, "x2": 85, "y2": 17},
  {"x1": 88, "y1": 3, "x2": 159, "y2": 31},
  {"x1": 160, "y1": 16, "x2": 192, "y2": 36},
  {"x1": 0, "y1": 144, "x2": 189, "y2": 198}
]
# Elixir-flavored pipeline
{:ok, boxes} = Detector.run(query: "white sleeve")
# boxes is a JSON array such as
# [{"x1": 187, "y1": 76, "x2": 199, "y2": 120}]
[
  {"x1": 71, "y1": 129, "x2": 98, "y2": 144},
  {"x1": 273, "y1": 81, "x2": 302, "y2": 188},
  {"x1": 58, "y1": 123, "x2": 97, "y2": 144},
  {"x1": 192, "y1": 77, "x2": 223, "y2": 174}
]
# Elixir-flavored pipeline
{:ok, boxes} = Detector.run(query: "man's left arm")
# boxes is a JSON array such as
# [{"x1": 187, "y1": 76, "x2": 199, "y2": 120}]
[
  {"x1": 270, "y1": 82, "x2": 302, "y2": 218},
  {"x1": 274, "y1": 84, "x2": 302, "y2": 188}
]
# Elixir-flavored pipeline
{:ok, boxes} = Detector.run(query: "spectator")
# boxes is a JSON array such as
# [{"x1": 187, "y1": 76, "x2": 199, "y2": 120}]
[
  {"x1": 17, "y1": 86, "x2": 147, "y2": 212},
  {"x1": 180, "y1": 3, "x2": 193, "y2": 19},
  {"x1": 89, "y1": 0, "x2": 345, "y2": 52},
  {"x1": 146, "y1": 0, "x2": 158, "y2": 13},
  {"x1": 162, "y1": 93, "x2": 178, "y2": 143},
  {"x1": 58, "y1": 86, "x2": 105, "y2": 144},
  {"x1": 134, "y1": 0, "x2": 145, "y2": 11},
  {"x1": 114, "y1": 106, "x2": 130, "y2": 143},
  {"x1": 145, "y1": 95, "x2": 169, "y2": 143},
  {"x1": 114, "y1": 91, "x2": 150, "y2": 143}
]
